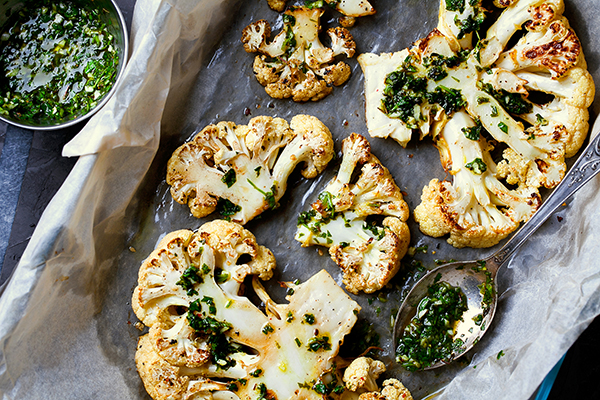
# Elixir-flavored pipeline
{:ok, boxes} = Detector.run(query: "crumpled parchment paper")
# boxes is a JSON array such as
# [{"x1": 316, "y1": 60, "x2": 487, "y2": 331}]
[{"x1": 1, "y1": 0, "x2": 599, "y2": 399}]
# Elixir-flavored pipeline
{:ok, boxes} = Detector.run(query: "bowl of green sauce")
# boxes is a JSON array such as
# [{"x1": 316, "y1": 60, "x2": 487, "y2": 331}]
[{"x1": 0, "y1": 0, "x2": 128, "y2": 130}]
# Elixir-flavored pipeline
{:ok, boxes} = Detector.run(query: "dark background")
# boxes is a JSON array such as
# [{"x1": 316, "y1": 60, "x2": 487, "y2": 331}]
[{"x1": 0, "y1": 0, "x2": 597, "y2": 399}]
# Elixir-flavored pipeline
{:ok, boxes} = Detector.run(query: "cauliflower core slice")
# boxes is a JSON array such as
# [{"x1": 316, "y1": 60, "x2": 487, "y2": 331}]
[
  {"x1": 241, "y1": 7, "x2": 357, "y2": 102},
  {"x1": 358, "y1": 0, "x2": 594, "y2": 247},
  {"x1": 295, "y1": 133, "x2": 410, "y2": 293},
  {"x1": 343, "y1": 357, "x2": 386, "y2": 393},
  {"x1": 166, "y1": 115, "x2": 334, "y2": 224},
  {"x1": 133, "y1": 221, "x2": 361, "y2": 400}
]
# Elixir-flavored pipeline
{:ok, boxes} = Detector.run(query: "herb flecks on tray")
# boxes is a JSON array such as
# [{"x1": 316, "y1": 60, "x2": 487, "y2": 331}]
[{"x1": 0, "y1": 1, "x2": 119, "y2": 124}]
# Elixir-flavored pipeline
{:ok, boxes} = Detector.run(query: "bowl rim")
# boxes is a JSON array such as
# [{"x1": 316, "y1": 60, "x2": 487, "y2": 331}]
[{"x1": 0, "y1": 0, "x2": 130, "y2": 131}]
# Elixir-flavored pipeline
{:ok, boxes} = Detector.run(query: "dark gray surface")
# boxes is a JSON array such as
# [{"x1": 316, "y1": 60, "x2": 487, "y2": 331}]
[{"x1": 0, "y1": 0, "x2": 597, "y2": 398}]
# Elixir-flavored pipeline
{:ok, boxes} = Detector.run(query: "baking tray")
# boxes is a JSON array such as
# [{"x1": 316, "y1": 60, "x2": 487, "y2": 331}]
[{"x1": 0, "y1": 0, "x2": 599, "y2": 399}]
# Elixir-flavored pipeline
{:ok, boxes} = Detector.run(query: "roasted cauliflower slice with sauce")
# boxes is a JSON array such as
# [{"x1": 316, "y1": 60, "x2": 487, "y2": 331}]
[
  {"x1": 358, "y1": 0, "x2": 594, "y2": 247},
  {"x1": 133, "y1": 220, "x2": 362, "y2": 400},
  {"x1": 295, "y1": 133, "x2": 410, "y2": 293},
  {"x1": 414, "y1": 111, "x2": 541, "y2": 248},
  {"x1": 242, "y1": 6, "x2": 357, "y2": 102},
  {"x1": 166, "y1": 115, "x2": 334, "y2": 224}
]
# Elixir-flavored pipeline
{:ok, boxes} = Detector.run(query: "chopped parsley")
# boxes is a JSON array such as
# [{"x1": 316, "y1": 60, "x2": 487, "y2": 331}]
[
  {"x1": 481, "y1": 83, "x2": 532, "y2": 115},
  {"x1": 286, "y1": 311, "x2": 294, "y2": 323},
  {"x1": 247, "y1": 179, "x2": 278, "y2": 210},
  {"x1": 465, "y1": 158, "x2": 487, "y2": 174},
  {"x1": 250, "y1": 368, "x2": 263, "y2": 377},
  {"x1": 307, "y1": 335, "x2": 332, "y2": 352},
  {"x1": 262, "y1": 324, "x2": 274, "y2": 335},
  {"x1": 0, "y1": 0, "x2": 121, "y2": 124},
  {"x1": 201, "y1": 296, "x2": 217, "y2": 314},
  {"x1": 318, "y1": 191, "x2": 336, "y2": 219},
  {"x1": 498, "y1": 122, "x2": 509, "y2": 133},
  {"x1": 186, "y1": 300, "x2": 238, "y2": 370},
  {"x1": 216, "y1": 198, "x2": 241, "y2": 220},
  {"x1": 176, "y1": 266, "x2": 204, "y2": 296},
  {"x1": 462, "y1": 123, "x2": 482, "y2": 140},
  {"x1": 221, "y1": 168, "x2": 236, "y2": 188},
  {"x1": 303, "y1": 313, "x2": 316, "y2": 325},
  {"x1": 445, "y1": 0, "x2": 465, "y2": 13},
  {"x1": 426, "y1": 86, "x2": 466, "y2": 114}
]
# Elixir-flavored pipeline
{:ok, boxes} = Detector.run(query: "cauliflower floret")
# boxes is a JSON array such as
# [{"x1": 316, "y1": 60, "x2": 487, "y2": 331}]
[
  {"x1": 166, "y1": 115, "x2": 334, "y2": 224},
  {"x1": 241, "y1": 6, "x2": 357, "y2": 102},
  {"x1": 133, "y1": 221, "x2": 362, "y2": 400},
  {"x1": 295, "y1": 133, "x2": 410, "y2": 293},
  {"x1": 266, "y1": 0, "x2": 287, "y2": 12},
  {"x1": 358, "y1": 379, "x2": 414, "y2": 400},
  {"x1": 359, "y1": 0, "x2": 594, "y2": 246},
  {"x1": 414, "y1": 111, "x2": 541, "y2": 248},
  {"x1": 343, "y1": 357, "x2": 386, "y2": 392}
]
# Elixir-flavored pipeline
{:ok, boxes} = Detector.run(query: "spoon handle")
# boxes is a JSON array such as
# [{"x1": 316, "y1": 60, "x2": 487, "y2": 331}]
[{"x1": 493, "y1": 132, "x2": 600, "y2": 266}]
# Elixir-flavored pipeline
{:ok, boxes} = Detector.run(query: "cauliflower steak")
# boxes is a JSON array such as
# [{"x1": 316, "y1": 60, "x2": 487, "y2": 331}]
[
  {"x1": 295, "y1": 133, "x2": 410, "y2": 293},
  {"x1": 133, "y1": 220, "x2": 362, "y2": 400},
  {"x1": 358, "y1": 0, "x2": 594, "y2": 248},
  {"x1": 241, "y1": 6, "x2": 357, "y2": 102},
  {"x1": 167, "y1": 115, "x2": 334, "y2": 224},
  {"x1": 266, "y1": 0, "x2": 376, "y2": 17}
]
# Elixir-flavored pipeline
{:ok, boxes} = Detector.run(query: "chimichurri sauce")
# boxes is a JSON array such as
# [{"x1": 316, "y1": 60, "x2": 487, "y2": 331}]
[
  {"x1": 0, "y1": 1, "x2": 120, "y2": 125},
  {"x1": 396, "y1": 278, "x2": 468, "y2": 371}
]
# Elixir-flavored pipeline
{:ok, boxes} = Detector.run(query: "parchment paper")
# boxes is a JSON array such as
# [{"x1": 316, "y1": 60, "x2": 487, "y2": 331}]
[{"x1": 1, "y1": 0, "x2": 599, "y2": 399}]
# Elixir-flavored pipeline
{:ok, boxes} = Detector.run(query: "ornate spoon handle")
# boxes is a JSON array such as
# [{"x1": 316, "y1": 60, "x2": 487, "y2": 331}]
[{"x1": 493, "y1": 133, "x2": 600, "y2": 266}]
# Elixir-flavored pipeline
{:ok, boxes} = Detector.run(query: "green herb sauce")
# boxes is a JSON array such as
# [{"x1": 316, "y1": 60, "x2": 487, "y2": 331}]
[
  {"x1": 395, "y1": 279, "x2": 468, "y2": 371},
  {"x1": 0, "y1": 1, "x2": 120, "y2": 124}
]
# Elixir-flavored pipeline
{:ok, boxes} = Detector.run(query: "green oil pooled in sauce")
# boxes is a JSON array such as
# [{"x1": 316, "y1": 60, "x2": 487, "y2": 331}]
[
  {"x1": 396, "y1": 276, "x2": 468, "y2": 371},
  {"x1": 0, "y1": 1, "x2": 120, "y2": 124}
]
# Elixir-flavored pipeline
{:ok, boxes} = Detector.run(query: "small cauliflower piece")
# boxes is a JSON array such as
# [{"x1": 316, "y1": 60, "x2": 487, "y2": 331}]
[
  {"x1": 166, "y1": 115, "x2": 334, "y2": 224},
  {"x1": 133, "y1": 221, "x2": 362, "y2": 400},
  {"x1": 343, "y1": 357, "x2": 386, "y2": 393},
  {"x1": 295, "y1": 133, "x2": 410, "y2": 293},
  {"x1": 414, "y1": 111, "x2": 541, "y2": 248},
  {"x1": 266, "y1": 0, "x2": 287, "y2": 12},
  {"x1": 242, "y1": 6, "x2": 357, "y2": 102},
  {"x1": 358, "y1": 379, "x2": 414, "y2": 400}
]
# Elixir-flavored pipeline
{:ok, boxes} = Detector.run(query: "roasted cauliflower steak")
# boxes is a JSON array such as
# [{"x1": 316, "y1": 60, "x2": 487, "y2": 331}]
[
  {"x1": 133, "y1": 220, "x2": 362, "y2": 400},
  {"x1": 241, "y1": 6, "x2": 357, "y2": 102},
  {"x1": 166, "y1": 115, "x2": 334, "y2": 224},
  {"x1": 358, "y1": 0, "x2": 594, "y2": 248}
]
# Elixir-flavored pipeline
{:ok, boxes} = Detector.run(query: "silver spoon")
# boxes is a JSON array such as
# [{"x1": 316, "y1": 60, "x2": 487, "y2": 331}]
[{"x1": 393, "y1": 129, "x2": 600, "y2": 370}]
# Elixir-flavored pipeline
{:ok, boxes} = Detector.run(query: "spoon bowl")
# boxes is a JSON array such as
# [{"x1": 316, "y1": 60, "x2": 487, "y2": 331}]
[{"x1": 393, "y1": 127, "x2": 600, "y2": 370}]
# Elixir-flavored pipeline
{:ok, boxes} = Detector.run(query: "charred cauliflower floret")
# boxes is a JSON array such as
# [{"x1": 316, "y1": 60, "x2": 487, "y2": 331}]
[
  {"x1": 242, "y1": 7, "x2": 357, "y2": 102},
  {"x1": 413, "y1": 111, "x2": 541, "y2": 248},
  {"x1": 295, "y1": 133, "x2": 410, "y2": 293},
  {"x1": 166, "y1": 115, "x2": 334, "y2": 224},
  {"x1": 343, "y1": 357, "x2": 386, "y2": 393},
  {"x1": 133, "y1": 221, "x2": 362, "y2": 400},
  {"x1": 358, "y1": 379, "x2": 414, "y2": 400},
  {"x1": 359, "y1": 0, "x2": 594, "y2": 247},
  {"x1": 266, "y1": 0, "x2": 287, "y2": 12}
]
